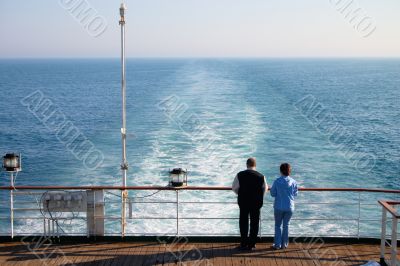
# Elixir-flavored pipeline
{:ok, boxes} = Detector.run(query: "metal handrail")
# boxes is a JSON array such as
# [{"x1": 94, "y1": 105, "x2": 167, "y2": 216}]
[
  {"x1": 379, "y1": 200, "x2": 399, "y2": 266},
  {"x1": 0, "y1": 185, "x2": 400, "y2": 193},
  {"x1": 379, "y1": 201, "x2": 400, "y2": 218}
]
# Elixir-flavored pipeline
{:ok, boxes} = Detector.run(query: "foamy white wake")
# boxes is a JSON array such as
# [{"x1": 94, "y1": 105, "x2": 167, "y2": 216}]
[{"x1": 126, "y1": 62, "x2": 268, "y2": 235}]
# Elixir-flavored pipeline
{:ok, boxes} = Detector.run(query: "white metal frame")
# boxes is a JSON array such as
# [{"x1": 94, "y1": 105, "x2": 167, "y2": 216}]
[{"x1": 379, "y1": 200, "x2": 399, "y2": 266}]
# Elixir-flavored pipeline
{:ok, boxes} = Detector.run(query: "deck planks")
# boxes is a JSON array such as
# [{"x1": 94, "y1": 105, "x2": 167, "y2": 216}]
[{"x1": 0, "y1": 240, "x2": 386, "y2": 265}]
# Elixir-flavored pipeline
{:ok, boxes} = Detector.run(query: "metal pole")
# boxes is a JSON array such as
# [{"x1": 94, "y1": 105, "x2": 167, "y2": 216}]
[
  {"x1": 357, "y1": 192, "x2": 361, "y2": 238},
  {"x1": 380, "y1": 207, "x2": 387, "y2": 264},
  {"x1": 391, "y1": 217, "x2": 397, "y2": 266},
  {"x1": 93, "y1": 190, "x2": 96, "y2": 237},
  {"x1": 119, "y1": 2, "x2": 128, "y2": 238},
  {"x1": 52, "y1": 220, "x2": 55, "y2": 238},
  {"x1": 176, "y1": 190, "x2": 179, "y2": 237},
  {"x1": 48, "y1": 219, "x2": 51, "y2": 238},
  {"x1": 120, "y1": 2, "x2": 128, "y2": 188},
  {"x1": 10, "y1": 172, "x2": 14, "y2": 239}
]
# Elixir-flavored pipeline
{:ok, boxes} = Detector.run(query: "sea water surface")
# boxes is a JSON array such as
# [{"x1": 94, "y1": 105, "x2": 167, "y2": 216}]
[{"x1": 0, "y1": 58, "x2": 399, "y2": 236}]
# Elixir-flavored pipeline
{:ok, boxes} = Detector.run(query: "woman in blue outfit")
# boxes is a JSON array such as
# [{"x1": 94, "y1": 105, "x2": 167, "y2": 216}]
[{"x1": 270, "y1": 163, "x2": 298, "y2": 249}]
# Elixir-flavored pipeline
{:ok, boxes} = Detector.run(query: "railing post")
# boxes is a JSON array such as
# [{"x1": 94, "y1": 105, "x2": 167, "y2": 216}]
[
  {"x1": 57, "y1": 220, "x2": 60, "y2": 238},
  {"x1": 52, "y1": 220, "x2": 55, "y2": 238},
  {"x1": 121, "y1": 190, "x2": 127, "y2": 237},
  {"x1": 357, "y1": 192, "x2": 361, "y2": 238},
  {"x1": 380, "y1": 207, "x2": 387, "y2": 264},
  {"x1": 10, "y1": 172, "x2": 14, "y2": 239},
  {"x1": 44, "y1": 218, "x2": 46, "y2": 237},
  {"x1": 93, "y1": 190, "x2": 96, "y2": 238},
  {"x1": 47, "y1": 219, "x2": 51, "y2": 238},
  {"x1": 128, "y1": 199, "x2": 132, "y2": 219},
  {"x1": 390, "y1": 217, "x2": 398, "y2": 266},
  {"x1": 176, "y1": 190, "x2": 179, "y2": 237}
]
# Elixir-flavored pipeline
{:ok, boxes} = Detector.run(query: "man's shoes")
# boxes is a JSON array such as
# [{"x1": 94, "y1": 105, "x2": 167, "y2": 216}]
[
  {"x1": 236, "y1": 244, "x2": 256, "y2": 252},
  {"x1": 247, "y1": 244, "x2": 256, "y2": 251},
  {"x1": 236, "y1": 244, "x2": 248, "y2": 251},
  {"x1": 271, "y1": 245, "x2": 281, "y2": 250}
]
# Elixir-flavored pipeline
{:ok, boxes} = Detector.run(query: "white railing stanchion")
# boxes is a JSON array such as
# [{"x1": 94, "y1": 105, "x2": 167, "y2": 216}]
[
  {"x1": 93, "y1": 191, "x2": 96, "y2": 238},
  {"x1": 379, "y1": 200, "x2": 399, "y2": 266},
  {"x1": 380, "y1": 207, "x2": 387, "y2": 263},
  {"x1": 10, "y1": 172, "x2": 14, "y2": 239},
  {"x1": 390, "y1": 217, "x2": 398, "y2": 266},
  {"x1": 357, "y1": 192, "x2": 361, "y2": 238},
  {"x1": 176, "y1": 190, "x2": 179, "y2": 237},
  {"x1": 47, "y1": 219, "x2": 51, "y2": 238},
  {"x1": 44, "y1": 218, "x2": 46, "y2": 237},
  {"x1": 52, "y1": 219, "x2": 55, "y2": 238}
]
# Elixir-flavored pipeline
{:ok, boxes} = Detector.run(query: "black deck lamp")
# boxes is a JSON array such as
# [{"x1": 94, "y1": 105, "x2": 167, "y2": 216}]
[
  {"x1": 169, "y1": 168, "x2": 187, "y2": 187},
  {"x1": 3, "y1": 153, "x2": 21, "y2": 172},
  {"x1": 3, "y1": 153, "x2": 21, "y2": 239}
]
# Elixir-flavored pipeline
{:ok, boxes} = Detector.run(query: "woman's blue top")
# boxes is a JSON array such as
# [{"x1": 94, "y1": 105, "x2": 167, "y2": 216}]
[{"x1": 270, "y1": 175, "x2": 298, "y2": 211}]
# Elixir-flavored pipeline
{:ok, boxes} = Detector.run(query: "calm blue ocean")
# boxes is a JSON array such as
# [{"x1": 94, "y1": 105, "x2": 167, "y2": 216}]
[{"x1": 0, "y1": 58, "x2": 399, "y2": 236}]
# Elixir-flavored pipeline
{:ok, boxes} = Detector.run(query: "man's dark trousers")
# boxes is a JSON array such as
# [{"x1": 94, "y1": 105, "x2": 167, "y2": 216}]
[
  {"x1": 239, "y1": 205, "x2": 260, "y2": 247},
  {"x1": 236, "y1": 169, "x2": 264, "y2": 247}
]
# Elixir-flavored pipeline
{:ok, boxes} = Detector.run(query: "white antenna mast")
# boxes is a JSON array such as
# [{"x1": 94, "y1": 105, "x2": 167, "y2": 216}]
[{"x1": 119, "y1": 1, "x2": 128, "y2": 237}]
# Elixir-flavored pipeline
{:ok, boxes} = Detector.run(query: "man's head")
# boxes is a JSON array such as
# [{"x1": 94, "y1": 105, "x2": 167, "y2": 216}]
[
  {"x1": 246, "y1": 157, "x2": 256, "y2": 168},
  {"x1": 280, "y1": 163, "x2": 291, "y2": 176}
]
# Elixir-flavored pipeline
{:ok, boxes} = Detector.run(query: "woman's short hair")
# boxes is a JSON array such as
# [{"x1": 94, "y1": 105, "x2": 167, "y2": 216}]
[{"x1": 280, "y1": 163, "x2": 291, "y2": 176}]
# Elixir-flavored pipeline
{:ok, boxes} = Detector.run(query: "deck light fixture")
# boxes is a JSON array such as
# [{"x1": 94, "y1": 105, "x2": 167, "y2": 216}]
[
  {"x1": 3, "y1": 153, "x2": 21, "y2": 239},
  {"x1": 169, "y1": 168, "x2": 188, "y2": 187},
  {"x1": 3, "y1": 153, "x2": 21, "y2": 172}
]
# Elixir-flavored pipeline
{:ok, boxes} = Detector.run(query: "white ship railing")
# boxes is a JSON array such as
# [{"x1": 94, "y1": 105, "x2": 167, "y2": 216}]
[{"x1": 0, "y1": 186, "x2": 399, "y2": 250}]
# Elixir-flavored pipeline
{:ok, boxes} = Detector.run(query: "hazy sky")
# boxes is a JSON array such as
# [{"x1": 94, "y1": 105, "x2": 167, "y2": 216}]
[{"x1": 0, "y1": 0, "x2": 399, "y2": 58}]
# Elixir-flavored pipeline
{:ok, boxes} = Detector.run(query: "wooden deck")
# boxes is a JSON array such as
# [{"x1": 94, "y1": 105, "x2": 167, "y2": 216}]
[{"x1": 0, "y1": 239, "x2": 393, "y2": 265}]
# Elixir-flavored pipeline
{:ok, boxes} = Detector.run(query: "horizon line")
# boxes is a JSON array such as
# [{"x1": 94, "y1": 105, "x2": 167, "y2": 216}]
[{"x1": 1, "y1": 56, "x2": 400, "y2": 60}]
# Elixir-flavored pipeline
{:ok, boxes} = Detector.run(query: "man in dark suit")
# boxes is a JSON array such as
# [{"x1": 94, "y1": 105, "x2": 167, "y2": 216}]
[{"x1": 232, "y1": 157, "x2": 267, "y2": 250}]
